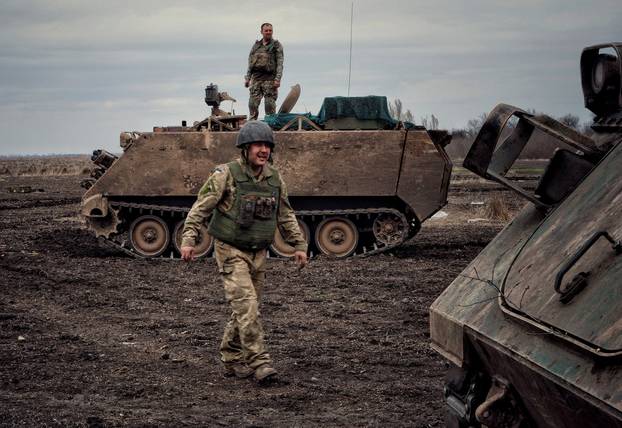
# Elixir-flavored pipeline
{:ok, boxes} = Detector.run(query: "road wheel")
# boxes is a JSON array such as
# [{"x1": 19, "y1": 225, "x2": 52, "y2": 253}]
[
  {"x1": 173, "y1": 220, "x2": 213, "y2": 258},
  {"x1": 373, "y1": 213, "x2": 407, "y2": 246},
  {"x1": 129, "y1": 215, "x2": 170, "y2": 257},
  {"x1": 270, "y1": 219, "x2": 310, "y2": 258},
  {"x1": 315, "y1": 217, "x2": 358, "y2": 258}
]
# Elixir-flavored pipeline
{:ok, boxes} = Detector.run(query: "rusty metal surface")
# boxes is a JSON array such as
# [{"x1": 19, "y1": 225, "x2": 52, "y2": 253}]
[
  {"x1": 397, "y1": 130, "x2": 452, "y2": 221},
  {"x1": 84, "y1": 132, "x2": 237, "y2": 198},
  {"x1": 81, "y1": 194, "x2": 108, "y2": 217},
  {"x1": 272, "y1": 130, "x2": 405, "y2": 197},
  {"x1": 84, "y1": 129, "x2": 449, "y2": 217},
  {"x1": 81, "y1": 98, "x2": 452, "y2": 258}
]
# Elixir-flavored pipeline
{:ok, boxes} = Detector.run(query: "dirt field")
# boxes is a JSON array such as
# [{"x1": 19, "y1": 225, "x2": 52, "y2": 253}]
[{"x1": 0, "y1": 166, "x2": 528, "y2": 427}]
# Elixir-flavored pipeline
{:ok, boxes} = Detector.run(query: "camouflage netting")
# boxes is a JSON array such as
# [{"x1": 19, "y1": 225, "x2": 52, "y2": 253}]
[{"x1": 264, "y1": 96, "x2": 416, "y2": 130}]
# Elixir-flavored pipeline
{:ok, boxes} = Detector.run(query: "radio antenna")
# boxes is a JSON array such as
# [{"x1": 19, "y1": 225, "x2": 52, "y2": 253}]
[{"x1": 347, "y1": 2, "x2": 354, "y2": 96}]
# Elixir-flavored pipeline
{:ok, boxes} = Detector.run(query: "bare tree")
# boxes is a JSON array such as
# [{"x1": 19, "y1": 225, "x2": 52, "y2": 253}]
[
  {"x1": 389, "y1": 98, "x2": 439, "y2": 127},
  {"x1": 389, "y1": 99, "x2": 415, "y2": 123},
  {"x1": 557, "y1": 113, "x2": 580, "y2": 130},
  {"x1": 431, "y1": 114, "x2": 439, "y2": 130},
  {"x1": 419, "y1": 114, "x2": 440, "y2": 130},
  {"x1": 389, "y1": 99, "x2": 403, "y2": 121},
  {"x1": 404, "y1": 110, "x2": 414, "y2": 122},
  {"x1": 465, "y1": 113, "x2": 488, "y2": 138}
]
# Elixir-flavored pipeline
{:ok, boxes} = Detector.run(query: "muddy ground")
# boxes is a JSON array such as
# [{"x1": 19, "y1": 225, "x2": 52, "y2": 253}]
[{"x1": 0, "y1": 171, "x2": 527, "y2": 427}]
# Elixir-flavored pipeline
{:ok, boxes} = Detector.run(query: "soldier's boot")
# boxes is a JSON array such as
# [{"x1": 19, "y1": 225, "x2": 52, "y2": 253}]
[
  {"x1": 223, "y1": 362, "x2": 254, "y2": 379},
  {"x1": 254, "y1": 363, "x2": 277, "y2": 382}
]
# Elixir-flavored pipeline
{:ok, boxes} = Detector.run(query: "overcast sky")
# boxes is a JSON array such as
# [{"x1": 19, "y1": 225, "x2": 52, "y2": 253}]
[{"x1": 0, "y1": 0, "x2": 620, "y2": 155}]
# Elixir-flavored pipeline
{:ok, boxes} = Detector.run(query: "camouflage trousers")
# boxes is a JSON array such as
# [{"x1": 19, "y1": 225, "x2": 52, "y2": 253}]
[
  {"x1": 213, "y1": 239, "x2": 271, "y2": 369},
  {"x1": 248, "y1": 80, "x2": 278, "y2": 120}
]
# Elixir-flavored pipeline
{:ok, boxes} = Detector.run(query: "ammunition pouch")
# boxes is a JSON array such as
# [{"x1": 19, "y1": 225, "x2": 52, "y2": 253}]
[
  {"x1": 236, "y1": 195, "x2": 277, "y2": 228},
  {"x1": 237, "y1": 196, "x2": 256, "y2": 228},
  {"x1": 255, "y1": 196, "x2": 277, "y2": 219}
]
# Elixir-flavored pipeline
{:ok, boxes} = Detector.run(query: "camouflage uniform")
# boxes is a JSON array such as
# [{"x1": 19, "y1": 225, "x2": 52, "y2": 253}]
[
  {"x1": 249, "y1": 81, "x2": 278, "y2": 120},
  {"x1": 245, "y1": 39, "x2": 284, "y2": 120},
  {"x1": 181, "y1": 158, "x2": 306, "y2": 369}
]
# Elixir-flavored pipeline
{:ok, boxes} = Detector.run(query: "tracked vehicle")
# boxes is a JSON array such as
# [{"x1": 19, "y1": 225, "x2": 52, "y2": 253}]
[
  {"x1": 430, "y1": 43, "x2": 622, "y2": 427},
  {"x1": 81, "y1": 85, "x2": 452, "y2": 259}
]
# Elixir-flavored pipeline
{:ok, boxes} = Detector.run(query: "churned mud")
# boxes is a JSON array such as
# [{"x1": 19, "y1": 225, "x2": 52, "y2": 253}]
[{"x1": 0, "y1": 172, "x2": 523, "y2": 427}]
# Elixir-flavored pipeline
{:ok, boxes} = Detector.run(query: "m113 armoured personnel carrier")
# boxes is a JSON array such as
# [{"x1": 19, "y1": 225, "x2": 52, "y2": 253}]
[
  {"x1": 80, "y1": 86, "x2": 452, "y2": 259},
  {"x1": 430, "y1": 43, "x2": 622, "y2": 427}
]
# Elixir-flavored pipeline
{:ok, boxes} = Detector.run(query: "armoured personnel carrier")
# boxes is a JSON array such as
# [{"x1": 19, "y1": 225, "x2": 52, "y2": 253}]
[
  {"x1": 430, "y1": 43, "x2": 622, "y2": 427},
  {"x1": 80, "y1": 85, "x2": 452, "y2": 259}
]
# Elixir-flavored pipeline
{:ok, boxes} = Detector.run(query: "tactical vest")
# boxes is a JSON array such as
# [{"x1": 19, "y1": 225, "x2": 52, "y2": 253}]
[
  {"x1": 250, "y1": 40, "x2": 280, "y2": 74},
  {"x1": 208, "y1": 161, "x2": 280, "y2": 251}
]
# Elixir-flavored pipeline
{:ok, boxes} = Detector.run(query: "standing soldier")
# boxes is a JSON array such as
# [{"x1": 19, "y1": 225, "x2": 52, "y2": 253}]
[
  {"x1": 180, "y1": 121, "x2": 307, "y2": 383},
  {"x1": 245, "y1": 22, "x2": 283, "y2": 120}
]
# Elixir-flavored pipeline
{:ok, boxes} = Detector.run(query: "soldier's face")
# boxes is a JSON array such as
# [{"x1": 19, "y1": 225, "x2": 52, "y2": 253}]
[
  {"x1": 247, "y1": 142, "x2": 272, "y2": 168},
  {"x1": 261, "y1": 25, "x2": 273, "y2": 41}
]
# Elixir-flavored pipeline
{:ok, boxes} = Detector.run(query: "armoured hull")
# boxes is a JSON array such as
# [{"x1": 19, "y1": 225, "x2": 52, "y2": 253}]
[
  {"x1": 430, "y1": 154, "x2": 622, "y2": 426},
  {"x1": 430, "y1": 43, "x2": 622, "y2": 427},
  {"x1": 81, "y1": 117, "x2": 452, "y2": 259}
]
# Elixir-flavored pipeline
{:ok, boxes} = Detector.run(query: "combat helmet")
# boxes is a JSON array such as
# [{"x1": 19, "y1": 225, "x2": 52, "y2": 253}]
[{"x1": 236, "y1": 121, "x2": 275, "y2": 148}]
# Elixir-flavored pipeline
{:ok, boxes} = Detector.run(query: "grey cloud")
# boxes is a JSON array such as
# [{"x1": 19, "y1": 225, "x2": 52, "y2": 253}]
[{"x1": 0, "y1": 0, "x2": 620, "y2": 154}]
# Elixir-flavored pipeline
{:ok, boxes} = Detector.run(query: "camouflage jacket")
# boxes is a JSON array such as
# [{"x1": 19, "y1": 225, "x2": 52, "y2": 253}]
[
  {"x1": 245, "y1": 39, "x2": 284, "y2": 82},
  {"x1": 181, "y1": 158, "x2": 307, "y2": 252}
]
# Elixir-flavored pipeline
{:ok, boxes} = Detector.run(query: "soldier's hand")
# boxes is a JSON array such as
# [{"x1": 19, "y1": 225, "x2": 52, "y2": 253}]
[
  {"x1": 181, "y1": 246, "x2": 195, "y2": 262},
  {"x1": 293, "y1": 250, "x2": 308, "y2": 269},
  {"x1": 245, "y1": 79, "x2": 250, "y2": 88},
  {"x1": 274, "y1": 80, "x2": 280, "y2": 89}
]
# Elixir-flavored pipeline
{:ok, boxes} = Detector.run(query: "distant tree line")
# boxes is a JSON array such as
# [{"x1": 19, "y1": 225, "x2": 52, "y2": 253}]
[
  {"x1": 447, "y1": 110, "x2": 594, "y2": 159},
  {"x1": 389, "y1": 98, "x2": 594, "y2": 159},
  {"x1": 388, "y1": 99, "x2": 438, "y2": 129},
  {"x1": 452, "y1": 110, "x2": 591, "y2": 139}
]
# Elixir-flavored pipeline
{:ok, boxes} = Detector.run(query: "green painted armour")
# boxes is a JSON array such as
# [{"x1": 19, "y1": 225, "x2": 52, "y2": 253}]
[{"x1": 208, "y1": 161, "x2": 280, "y2": 251}]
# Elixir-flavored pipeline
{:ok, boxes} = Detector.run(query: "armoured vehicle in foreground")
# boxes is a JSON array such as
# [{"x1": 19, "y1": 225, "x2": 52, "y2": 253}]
[
  {"x1": 81, "y1": 86, "x2": 452, "y2": 259},
  {"x1": 430, "y1": 43, "x2": 622, "y2": 427}
]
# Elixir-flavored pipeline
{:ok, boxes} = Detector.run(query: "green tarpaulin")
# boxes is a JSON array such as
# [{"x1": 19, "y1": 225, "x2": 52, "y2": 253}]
[{"x1": 263, "y1": 96, "x2": 416, "y2": 130}]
